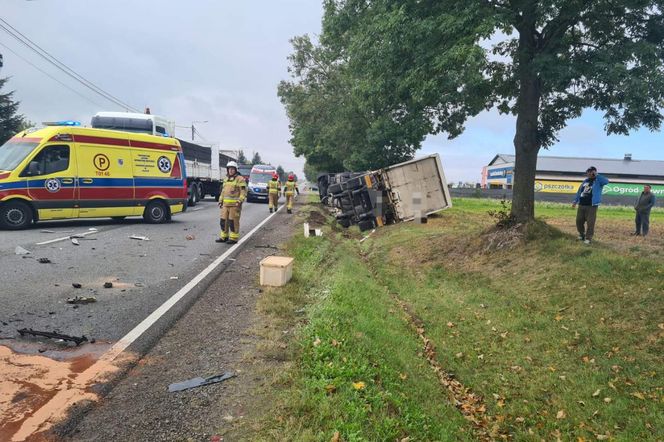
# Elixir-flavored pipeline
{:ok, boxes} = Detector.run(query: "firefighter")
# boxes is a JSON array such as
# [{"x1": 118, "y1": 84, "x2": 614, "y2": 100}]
[
  {"x1": 268, "y1": 172, "x2": 281, "y2": 213},
  {"x1": 216, "y1": 161, "x2": 247, "y2": 244},
  {"x1": 283, "y1": 174, "x2": 299, "y2": 214}
]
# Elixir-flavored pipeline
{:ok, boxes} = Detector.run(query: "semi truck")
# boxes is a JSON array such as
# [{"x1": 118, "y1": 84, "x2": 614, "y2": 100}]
[
  {"x1": 91, "y1": 112, "x2": 235, "y2": 206},
  {"x1": 318, "y1": 154, "x2": 452, "y2": 231}
]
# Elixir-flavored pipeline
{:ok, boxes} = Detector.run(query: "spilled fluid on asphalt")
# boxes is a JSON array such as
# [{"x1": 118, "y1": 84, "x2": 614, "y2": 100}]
[{"x1": 0, "y1": 341, "x2": 128, "y2": 441}]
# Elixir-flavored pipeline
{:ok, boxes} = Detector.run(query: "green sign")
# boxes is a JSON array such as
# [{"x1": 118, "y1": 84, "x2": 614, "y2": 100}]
[{"x1": 602, "y1": 183, "x2": 664, "y2": 196}]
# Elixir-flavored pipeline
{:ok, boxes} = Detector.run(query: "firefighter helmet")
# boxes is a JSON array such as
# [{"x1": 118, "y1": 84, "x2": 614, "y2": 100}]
[
  {"x1": 272, "y1": 172, "x2": 279, "y2": 179},
  {"x1": 226, "y1": 161, "x2": 238, "y2": 169},
  {"x1": 288, "y1": 174, "x2": 295, "y2": 180}
]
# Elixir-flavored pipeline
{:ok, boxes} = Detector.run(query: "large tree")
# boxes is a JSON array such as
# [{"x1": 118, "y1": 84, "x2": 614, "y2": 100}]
[
  {"x1": 278, "y1": 35, "x2": 426, "y2": 173},
  {"x1": 0, "y1": 77, "x2": 27, "y2": 144},
  {"x1": 288, "y1": 0, "x2": 664, "y2": 223},
  {"x1": 236, "y1": 149, "x2": 248, "y2": 164},
  {"x1": 250, "y1": 151, "x2": 263, "y2": 165}
]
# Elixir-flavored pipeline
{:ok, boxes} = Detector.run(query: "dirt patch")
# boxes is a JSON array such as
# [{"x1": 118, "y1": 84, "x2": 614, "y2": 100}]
[{"x1": 305, "y1": 209, "x2": 328, "y2": 227}]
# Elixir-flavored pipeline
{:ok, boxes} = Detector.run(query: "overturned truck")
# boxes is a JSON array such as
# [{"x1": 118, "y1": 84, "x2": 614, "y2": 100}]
[{"x1": 317, "y1": 154, "x2": 452, "y2": 231}]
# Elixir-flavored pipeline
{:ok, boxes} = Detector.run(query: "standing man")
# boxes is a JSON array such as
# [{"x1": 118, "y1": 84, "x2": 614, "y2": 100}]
[
  {"x1": 268, "y1": 172, "x2": 281, "y2": 213},
  {"x1": 633, "y1": 185, "x2": 656, "y2": 237},
  {"x1": 216, "y1": 161, "x2": 247, "y2": 244},
  {"x1": 572, "y1": 166, "x2": 609, "y2": 244},
  {"x1": 284, "y1": 174, "x2": 300, "y2": 214}
]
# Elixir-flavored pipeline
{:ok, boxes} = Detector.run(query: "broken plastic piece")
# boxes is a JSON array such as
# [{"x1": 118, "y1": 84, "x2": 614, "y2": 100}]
[
  {"x1": 303, "y1": 223, "x2": 323, "y2": 238},
  {"x1": 37, "y1": 258, "x2": 52, "y2": 264},
  {"x1": 103, "y1": 282, "x2": 113, "y2": 288},
  {"x1": 17, "y1": 328, "x2": 88, "y2": 346},
  {"x1": 72, "y1": 283, "x2": 82, "y2": 289},
  {"x1": 40, "y1": 230, "x2": 55, "y2": 233},
  {"x1": 71, "y1": 238, "x2": 80, "y2": 246},
  {"x1": 15, "y1": 246, "x2": 31, "y2": 255},
  {"x1": 168, "y1": 372, "x2": 236, "y2": 393},
  {"x1": 66, "y1": 296, "x2": 97, "y2": 304},
  {"x1": 130, "y1": 235, "x2": 150, "y2": 241}
]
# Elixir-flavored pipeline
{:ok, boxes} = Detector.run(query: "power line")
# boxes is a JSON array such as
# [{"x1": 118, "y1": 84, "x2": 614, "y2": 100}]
[
  {"x1": 0, "y1": 17, "x2": 139, "y2": 112},
  {"x1": 0, "y1": 42, "x2": 107, "y2": 109}
]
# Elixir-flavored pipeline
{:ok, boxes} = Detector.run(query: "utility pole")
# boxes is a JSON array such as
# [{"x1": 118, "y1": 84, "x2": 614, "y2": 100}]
[{"x1": 191, "y1": 120, "x2": 208, "y2": 141}]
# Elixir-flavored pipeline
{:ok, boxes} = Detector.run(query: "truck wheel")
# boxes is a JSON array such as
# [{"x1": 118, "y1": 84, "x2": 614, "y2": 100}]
[
  {"x1": 358, "y1": 219, "x2": 375, "y2": 232},
  {"x1": 196, "y1": 182, "x2": 204, "y2": 201},
  {"x1": 0, "y1": 200, "x2": 33, "y2": 230},
  {"x1": 327, "y1": 183, "x2": 342, "y2": 195},
  {"x1": 143, "y1": 200, "x2": 168, "y2": 224},
  {"x1": 188, "y1": 183, "x2": 198, "y2": 207}
]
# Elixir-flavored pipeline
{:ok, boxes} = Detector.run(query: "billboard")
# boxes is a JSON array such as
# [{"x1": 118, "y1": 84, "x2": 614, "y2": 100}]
[{"x1": 534, "y1": 180, "x2": 664, "y2": 196}]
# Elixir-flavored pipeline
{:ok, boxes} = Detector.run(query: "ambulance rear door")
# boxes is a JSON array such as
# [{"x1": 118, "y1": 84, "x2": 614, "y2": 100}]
[
  {"x1": 21, "y1": 143, "x2": 78, "y2": 220},
  {"x1": 76, "y1": 144, "x2": 136, "y2": 217}
]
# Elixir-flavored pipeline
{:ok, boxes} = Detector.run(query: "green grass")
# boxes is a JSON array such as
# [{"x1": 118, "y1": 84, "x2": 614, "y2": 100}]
[
  {"x1": 453, "y1": 197, "x2": 664, "y2": 221},
  {"x1": 245, "y1": 201, "x2": 663, "y2": 441}
]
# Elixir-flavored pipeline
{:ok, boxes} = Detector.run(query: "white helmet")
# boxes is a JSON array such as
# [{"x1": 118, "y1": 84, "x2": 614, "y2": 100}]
[{"x1": 226, "y1": 161, "x2": 238, "y2": 169}]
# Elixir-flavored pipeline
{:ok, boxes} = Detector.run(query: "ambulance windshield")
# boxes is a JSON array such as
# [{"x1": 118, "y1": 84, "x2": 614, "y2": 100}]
[
  {"x1": 249, "y1": 170, "x2": 274, "y2": 184},
  {"x1": 0, "y1": 139, "x2": 39, "y2": 171}
]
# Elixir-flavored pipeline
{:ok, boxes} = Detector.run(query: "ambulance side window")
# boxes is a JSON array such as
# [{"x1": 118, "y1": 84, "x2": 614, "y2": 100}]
[
  {"x1": 155, "y1": 126, "x2": 166, "y2": 135},
  {"x1": 21, "y1": 145, "x2": 70, "y2": 177}
]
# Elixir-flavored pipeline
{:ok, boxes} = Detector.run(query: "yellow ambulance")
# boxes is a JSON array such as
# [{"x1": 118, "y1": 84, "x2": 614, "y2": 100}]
[{"x1": 0, "y1": 123, "x2": 188, "y2": 229}]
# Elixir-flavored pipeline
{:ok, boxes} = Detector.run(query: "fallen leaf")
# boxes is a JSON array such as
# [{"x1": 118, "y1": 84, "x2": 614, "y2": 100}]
[
  {"x1": 330, "y1": 431, "x2": 340, "y2": 442},
  {"x1": 592, "y1": 389, "x2": 601, "y2": 397},
  {"x1": 500, "y1": 332, "x2": 508, "y2": 339},
  {"x1": 515, "y1": 417, "x2": 525, "y2": 423},
  {"x1": 352, "y1": 381, "x2": 366, "y2": 391},
  {"x1": 447, "y1": 322, "x2": 455, "y2": 328},
  {"x1": 331, "y1": 339, "x2": 340, "y2": 347},
  {"x1": 595, "y1": 435, "x2": 609, "y2": 440},
  {"x1": 497, "y1": 399, "x2": 505, "y2": 408},
  {"x1": 313, "y1": 337, "x2": 321, "y2": 347},
  {"x1": 556, "y1": 410, "x2": 566, "y2": 419},
  {"x1": 578, "y1": 437, "x2": 586, "y2": 442},
  {"x1": 399, "y1": 373, "x2": 408, "y2": 381},
  {"x1": 608, "y1": 382, "x2": 616, "y2": 391},
  {"x1": 524, "y1": 337, "x2": 532, "y2": 343},
  {"x1": 325, "y1": 384, "x2": 337, "y2": 395},
  {"x1": 455, "y1": 352, "x2": 464, "y2": 359},
  {"x1": 603, "y1": 397, "x2": 612, "y2": 403},
  {"x1": 578, "y1": 400, "x2": 586, "y2": 406},
  {"x1": 477, "y1": 354, "x2": 485, "y2": 360},
  {"x1": 555, "y1": 314, "x2": 563, "y2": 321},
  {"x1": 631, "y1": 392, "x2": 645, "y2": 400}
]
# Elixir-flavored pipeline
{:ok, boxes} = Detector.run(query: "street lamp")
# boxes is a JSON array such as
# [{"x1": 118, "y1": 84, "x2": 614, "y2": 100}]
[{"x1": 191, "y1": 120, "x2": 208, "y2": 141}]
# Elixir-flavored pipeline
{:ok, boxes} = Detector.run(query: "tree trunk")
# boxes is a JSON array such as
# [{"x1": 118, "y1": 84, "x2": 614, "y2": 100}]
[{"x1": 511, "y1": 11, "x2": 541, "y2": 224}]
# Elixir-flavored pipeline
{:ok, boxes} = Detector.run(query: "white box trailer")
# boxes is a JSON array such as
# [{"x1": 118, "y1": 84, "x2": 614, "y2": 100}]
[{"x1": 321, "y1": 154, "x2": 452, "y2": 231}]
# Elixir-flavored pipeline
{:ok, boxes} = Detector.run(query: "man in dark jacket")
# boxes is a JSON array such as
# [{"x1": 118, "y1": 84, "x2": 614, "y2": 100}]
[
  {"x1": 632, "y1": 185, "x2": 656, "y2": 237},
  {"x1": 572, "y1": 166, "x2": 610, "y2": 244}
]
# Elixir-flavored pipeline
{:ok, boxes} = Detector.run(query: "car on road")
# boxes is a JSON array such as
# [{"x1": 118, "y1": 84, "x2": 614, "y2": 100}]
[
  {"x1": 0, "y1": 123, "x2": 188, "y2": 229},
  {"x1": 246, "y1": 164, "x2": 277, "y2": 203}
]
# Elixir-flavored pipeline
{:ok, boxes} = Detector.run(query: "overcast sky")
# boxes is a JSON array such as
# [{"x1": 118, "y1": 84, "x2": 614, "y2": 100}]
[{"x1": 1, "y1": 0, "x2": 663, "y2": 183}]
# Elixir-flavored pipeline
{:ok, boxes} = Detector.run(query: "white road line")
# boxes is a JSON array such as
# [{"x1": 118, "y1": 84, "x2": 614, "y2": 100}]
[
  {"x1": 35, "y1": 230, "x2": 98, "y2": 246},
  {"x1": 100, "y1": 204, "x2": 284, "y2": 362}
]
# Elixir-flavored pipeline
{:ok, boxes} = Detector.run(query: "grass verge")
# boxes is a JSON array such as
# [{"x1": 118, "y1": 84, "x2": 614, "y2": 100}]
[{"x1": 241, "y1": 200, "x2": 663, "y2": 441}]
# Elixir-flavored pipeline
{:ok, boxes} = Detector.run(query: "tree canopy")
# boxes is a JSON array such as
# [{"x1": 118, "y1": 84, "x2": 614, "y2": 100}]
[
  {"x1": 0, "y1": 77, "x2": 27, "y2": 144},
  {"x1": 280, "y1": 0, "x2": 664, "y2": 222},
  {"x1": 276, "y1": 165, "x2": 286, "y2": 182},
  {"x1": 236, "y1": 150, "x2": 248, "y2": 165},
  {"x1": 250, "y1": 151, "x2": 263, "y2": 165}
]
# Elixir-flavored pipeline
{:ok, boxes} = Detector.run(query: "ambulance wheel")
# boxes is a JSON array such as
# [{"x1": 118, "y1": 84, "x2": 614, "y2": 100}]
[
  {"x1": 0, "y1": 200, "x2": 33, "y2": 230},
  {"x1": 143, "y1": 200, "x2": 168, "y2": 224}
]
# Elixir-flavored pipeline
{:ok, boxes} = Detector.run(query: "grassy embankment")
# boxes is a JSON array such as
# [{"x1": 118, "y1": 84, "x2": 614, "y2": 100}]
[{"x1": 246, "y1": 198, "x2": 663, "y2": 441}]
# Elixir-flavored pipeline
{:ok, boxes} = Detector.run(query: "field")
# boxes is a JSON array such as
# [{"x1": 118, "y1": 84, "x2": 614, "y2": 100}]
[{"x1": 235, "y1": 198, "x2": 664, "y2": 441}]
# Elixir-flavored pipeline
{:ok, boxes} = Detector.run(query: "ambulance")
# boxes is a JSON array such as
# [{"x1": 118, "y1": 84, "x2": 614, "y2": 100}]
[{"x1": 0, "y1": 123, "x2": 188, "y2": 229}]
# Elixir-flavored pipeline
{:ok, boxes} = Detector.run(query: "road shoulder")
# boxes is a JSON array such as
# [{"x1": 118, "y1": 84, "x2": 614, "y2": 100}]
[{"x1": 61, "y1": 201, "x2": 303, "y2": 442}]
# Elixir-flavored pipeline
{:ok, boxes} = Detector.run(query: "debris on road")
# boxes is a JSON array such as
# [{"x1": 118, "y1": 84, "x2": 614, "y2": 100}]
[
  {"x1": 17, "y1": 328, "x2": 89, "y2": 346},
  {"x1": 103, "y1": 282, "x2": 113, "y2": 288},
  {"x1": 254, "y1": 244, "x2": 278, "y2": 249},
  {"x1": 37, "y1": 258, "x2": 52, "y2": 264},
  {"x1": 66, "y1": 296, "x2": 97, "y2": 305},
  {"x1": 169, "y1": 276, "x2": 179, "y2": 280},
  {"x1": 40, "y1": 229, "x2": 56, "y2": 233},
  {"x1": 185, "y1": 234, "x2": 196, "y2": 240},
  {"x1": 72, "y1": 283, "x2": 82, "y2": 289},
  {"x1": 130, "y1": 235, "x2": 150, "y2": 241},
  {"x1": 168, "y1": 372, "x2": 236, "y2": 393},
  {"x1": 15, "y1": 246, "x2": 31, "y2": 255},
  {"x1": 71, "y1": 238, "x2": 80, "y2": 246}
]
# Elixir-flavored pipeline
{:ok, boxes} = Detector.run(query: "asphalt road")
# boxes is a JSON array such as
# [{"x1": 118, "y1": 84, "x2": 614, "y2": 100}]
[{"x1": 0, "y1": 198, "x2": 273, "y2": 343}]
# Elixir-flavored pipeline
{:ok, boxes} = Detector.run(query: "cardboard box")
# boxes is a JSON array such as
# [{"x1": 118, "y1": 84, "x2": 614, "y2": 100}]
[{"x1": 260, "y1": 256, "x2": 294, "y2": 287}]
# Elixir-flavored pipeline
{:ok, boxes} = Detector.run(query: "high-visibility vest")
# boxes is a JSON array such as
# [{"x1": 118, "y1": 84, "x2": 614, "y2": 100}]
[
  {"x1": 268, "y1": 179, "x2": 281, "y2": 194},
  {"x1": 221, "y1": 175, "x2": 247, "y2": 206},
  {"x1": 285, "y1": 181, "x2": 297, "y2": 195}
]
